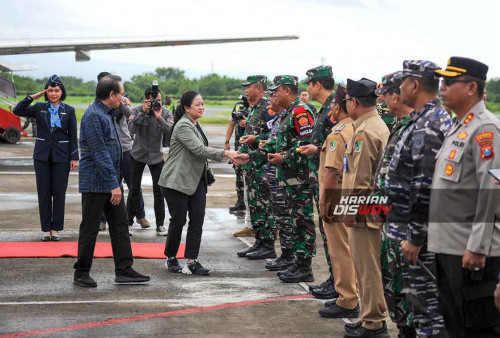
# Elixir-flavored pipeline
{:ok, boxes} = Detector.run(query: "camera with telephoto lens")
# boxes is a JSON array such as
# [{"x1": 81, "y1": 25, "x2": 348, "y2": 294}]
[
  {"x1": 231, "y1": 95, "x2": 250, "y2": 122},
  {"x1": 150, "y1": 81, "x2": 161, "y2": 111}
]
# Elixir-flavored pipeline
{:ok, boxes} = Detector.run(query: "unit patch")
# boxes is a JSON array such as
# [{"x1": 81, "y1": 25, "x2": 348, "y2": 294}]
[{"x1": 354, "y1": 137, "x2": 363, "y2": 153}]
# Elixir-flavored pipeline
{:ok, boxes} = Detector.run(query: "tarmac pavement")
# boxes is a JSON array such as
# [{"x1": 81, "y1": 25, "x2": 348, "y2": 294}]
[{"x1": 0, "y1": 126, "x2": 397, "y2": 337}]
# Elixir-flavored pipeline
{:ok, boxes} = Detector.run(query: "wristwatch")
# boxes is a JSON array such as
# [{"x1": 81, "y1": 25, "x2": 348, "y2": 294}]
[{"x1": 225, "y1": 140, "x2": 230, "y2": 144}]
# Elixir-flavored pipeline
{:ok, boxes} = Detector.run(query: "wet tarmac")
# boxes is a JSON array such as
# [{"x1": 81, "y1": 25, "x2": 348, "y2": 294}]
[{"x1": 0, "y1": 126, "x2": 397, "y2": 337}]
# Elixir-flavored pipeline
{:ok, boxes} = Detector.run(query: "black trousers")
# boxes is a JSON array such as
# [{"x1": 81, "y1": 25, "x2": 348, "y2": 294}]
[
  {"x1": 74, "y1": 192, "x2": 133, "y2": 274},
  {"x1": 436, "y1": 253, "x2": 500, "y2": 338},
  {"x1": 101, "y1": 151, "x2": 145, "y2": 223},
  {"x1": 127, "y1": 157, "x2": 164, "y2": 227},
  {"x1": 162, "y1": 178, "x2": 207, "y2": 260},
  {"x1": 33, "y1": 159, "x2": 70, "y2": 232}
]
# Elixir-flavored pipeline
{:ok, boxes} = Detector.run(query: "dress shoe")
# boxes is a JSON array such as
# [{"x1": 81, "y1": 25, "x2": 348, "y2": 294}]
[
  {"x1": 265, "y1": 254, "x2": 295, "y2": 271},
  {"x1": 279, "y1": 258, "x2": 315, "y2": 283},
  {"x1": 165, "y1": 257, "x2": 182, "y2": 273},
  {"x1": 319, "y1": 302, "x2": 359, "y2": 318},
  {"x1": 137, "y1": 218, "x2": 151, "y2": 229},
  {"x1": 245, "y1": 241, "x2": 277, "y2": 260},
  {"x1": 233, "y1": 226, "x2": 254, "y2": 237},
  {"x1": 237, "y1": 241, "x2": 261, "y2": 257},
  {"x1": 311, "y1": 278, "x2": 339, "y2": 299},
  {"x1": 344, "y1": 321, "x2": 389, "y2": 338},
  {"x1": 115, "y1": 267, "x2": 150, "y2": 283},
  {"x1": 74, "y1": 274, "x2": 97, "y2": 287}
]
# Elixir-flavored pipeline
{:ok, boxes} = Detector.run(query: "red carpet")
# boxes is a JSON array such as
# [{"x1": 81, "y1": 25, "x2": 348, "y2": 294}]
[{"x1": 0, "y1": 242, "x2": 185, "y2": 259}]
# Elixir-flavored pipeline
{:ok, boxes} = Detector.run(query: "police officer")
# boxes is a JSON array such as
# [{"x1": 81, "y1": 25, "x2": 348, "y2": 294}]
[
  {"x1": 341, "y1": 78, "x2": 389, "y2": 338},
  {"x1": 235, "y1": 75, "x2": 316, "y2": 282},
  {"x1": 237, "y1": 75, "x2": 278, "y2": 260},
  {"x1": 317, "y1": 85, "x2": 359, "y2": 319},
  {"x1": 429, "y1": 57, "x2": 500, "y2": 337},
  {"x1": 298, "y1": 65, "x2": 337, "y2": 299},
  {"x1": 386, "y1": 60, "x2": 451, "y2": 337},
  {"x1": 374, "y1": 72, "x2": 416, "y2": 337}
]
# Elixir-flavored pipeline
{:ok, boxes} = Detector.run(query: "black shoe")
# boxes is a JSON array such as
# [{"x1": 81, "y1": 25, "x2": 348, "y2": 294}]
[
  {"x1": 245, "y1": 241, "x2": 277, "y2": 260},
  {"x1": 311, "y1": 279, "x2": 339, "y2": 299},
  {"x1": 344, "y1": 321, "x2": 389, "y2": 338},
  {"x1": 74, "y1": 274, "x2": 97, "y2": 287},
  {"x1": 309, "y1": 277, "x2": 333, "y2": 291},
  {"x1": 279, "y1": 259, "x2": 314, "y2": 283},
  {"x1": 41, "y1": 235, "x2": 51, "y2": 242},
  {"x1": 237, "y1": 241, "x2": 261, "y2": 257},
  {"x1": 319, "y1": 302, "x2": 359, "y2": 318},
  {"x1": 277, "y1": 262, "x2": 299, "y2": 277},
  {"x1": 115, "y1": 267, "x2": 150, "y2": 283},
  {"x1": 166, "y1": 257, "x2": 182, "y2": 273},
  {"x1": 183, "y1": 260, "x2": 210, "y2": 276},
  {"x1": 265, "y1": 255, "x2": 295, "y2": 271},
  {"x1": 229, "y1": 200, "x2": 246, "y2": 212},
  {"x1": 324, "y1": 299, "x2": 338, "y2": 307},
  {"x1": 345, "y1": 321, "x2": 363, "y2": 330}
]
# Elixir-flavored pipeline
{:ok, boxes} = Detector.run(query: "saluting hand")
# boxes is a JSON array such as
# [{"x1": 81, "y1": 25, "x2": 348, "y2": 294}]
[
  {"x1": 110, "y1": 187, "x2": 122, "y2": 206},
  {"x1": 30, "y1": 90, "x2": 47, "y2": 100}
]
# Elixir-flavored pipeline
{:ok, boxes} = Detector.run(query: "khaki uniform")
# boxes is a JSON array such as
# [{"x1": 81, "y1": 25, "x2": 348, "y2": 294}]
[
  {"x1": 319, "y1": 117, "x2": 358, "y2": 309},
  {"x1": 342, "y1": 110, "x2": 389, "y2": 330}
]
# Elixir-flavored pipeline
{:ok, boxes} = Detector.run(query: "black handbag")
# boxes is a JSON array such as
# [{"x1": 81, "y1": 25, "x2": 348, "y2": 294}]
[
  {"x1": 196, "y1": 123, "x2": 216, "y2": 186},
  {"x1": 206, "y1": 165, "x2": 216, "y2": 186}
]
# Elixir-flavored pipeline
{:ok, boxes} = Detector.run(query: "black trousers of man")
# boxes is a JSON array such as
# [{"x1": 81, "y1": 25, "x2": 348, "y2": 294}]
[
  {"x1": 127, "y1": 157, "x2": 164, "y2": 227},
  {"x1": 436, "y1": 253, "x2": 500, "y2": 338},
  {"x1": 74, "y1": 192, "x2": 133, "y2": 274},
  {"x1": 34, "y1": 158, "x2": 70, "y2": 232},
  {"x1": 162, "y1": 178, "x2": 207, "y2": 260}
]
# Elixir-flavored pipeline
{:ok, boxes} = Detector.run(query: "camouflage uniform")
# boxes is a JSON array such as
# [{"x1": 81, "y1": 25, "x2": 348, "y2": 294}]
[
  {"x1": 249, "y1": 85, "x2": 315, "y2": 261},
  {"x1": 239, "y1": 92, "x2": 277, "y2": 242},
  {"x1": 376, "y1": 102, "x2": 396, "y2": 130},
  {"x1": 385, "y1": 61, "x2": 452, "y2": 337}
]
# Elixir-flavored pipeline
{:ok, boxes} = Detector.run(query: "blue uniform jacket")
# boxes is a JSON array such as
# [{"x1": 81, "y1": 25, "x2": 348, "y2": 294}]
[{"x1": 13, "y1": 96, "x2": 79, "y2": 163}]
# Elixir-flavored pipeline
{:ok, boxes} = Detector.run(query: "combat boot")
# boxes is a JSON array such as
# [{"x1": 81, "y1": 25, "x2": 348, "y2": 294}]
[
  {"x1": 233, "y1": 226, "x2": 254, "y2": 237},
  {"x1": 245, "y1": 240, "x2": 277, "y2": 260},
  {"x1": 265, "y1": 250, "x2": 295, "y2": 271},
  {"x1": 237, "y1": 240, "x2": 261, "y2": 257},
  {"x1": 229, "y1": 193, "x2": 245, "y2": 212},
  {"x1": 279, "y1": 257, "x2": 314, "y2": 283}
]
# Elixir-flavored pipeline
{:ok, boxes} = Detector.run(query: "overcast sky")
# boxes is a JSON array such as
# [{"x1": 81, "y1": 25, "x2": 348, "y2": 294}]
[{"x1": 1, "y1": 0, "x2": 498, "y2": 85}]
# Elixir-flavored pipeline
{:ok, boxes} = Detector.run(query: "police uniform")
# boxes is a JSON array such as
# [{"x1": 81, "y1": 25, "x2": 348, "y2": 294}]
[
  {"x1": 302, "y1": 65, "x2": 338, "y2": 297},
  {"x1": 318, "y1": 85, "x2": 358, "y2": 314},
  {"x1": 429, "y1": 57, "x2": 500, "y2": 337},
  {"x1": 237, "y1": 75, "x2": 278, "y2": 259},
  {"x1": 373, "y1": 72, "x2": 415, "y2": 335},
  {"x1": 342, "y1": 78, "x2": 389, "y2": 334}
]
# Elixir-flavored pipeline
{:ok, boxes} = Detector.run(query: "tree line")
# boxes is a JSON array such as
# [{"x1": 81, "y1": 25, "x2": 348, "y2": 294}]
[{"x1": 4, "y1": 67, "x2": 500, "y2": 104}]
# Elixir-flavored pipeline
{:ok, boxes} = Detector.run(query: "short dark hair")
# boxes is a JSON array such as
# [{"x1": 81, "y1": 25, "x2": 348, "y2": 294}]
[
  {"x1": 144, "y1": 87, "x2": 162, "y2": 99},
  {"x1": 97, "y1": 72, "x2": 111, "y2": 81},
  {"x1": 412, "y1": 76, "x2": 439, "y2": 94},
  {"x1": 282, "y1": 84, "x2": 298, "y2": 96},
  {"x1": 44, "y1": 83, "x2": 66, "y2": 102},
  {"x1": 385, "y1": 85, "x2": 401, "y2": 95},
  {"x1": 354, "y1": 95, "x2": 377, "y2": 107},
  {"x1": 311, "y1": 77, "x2": 335, "y2": 91},
  {"x1": 96, "y1": 75, "x2": 122, "y2": 100},
  {"x1": 462, "y1": 75, "x2": 485, "y2": 99}
]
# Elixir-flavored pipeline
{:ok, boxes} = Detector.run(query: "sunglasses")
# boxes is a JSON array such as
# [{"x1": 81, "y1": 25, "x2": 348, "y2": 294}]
[{"x1": 442, "y1": 78, "x2": 472, "y2": 87}]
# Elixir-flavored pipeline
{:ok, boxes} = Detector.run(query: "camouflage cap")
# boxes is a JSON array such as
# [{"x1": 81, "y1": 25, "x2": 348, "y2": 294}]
[
  {"x1": 346, "y1": 77, "x2": 377, "y2": 97},
  {"x1": 269, "y1": 75, "x2": 299, "y2": 90},
  {"x1": 241, "y1": 75, "x2": 267, "y2": 87},
  {"x1": 395, "y1": 60, "x2": 440, "y2": 80},
  {"x1": 302, "y1": 65, "x2": 333, "y2": 84},
  {"x1": 375, "y1": 71, "x2": 402, "y2": 95}
]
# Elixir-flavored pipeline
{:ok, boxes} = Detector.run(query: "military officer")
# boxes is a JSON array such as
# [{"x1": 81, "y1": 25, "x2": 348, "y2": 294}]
[
  {"x1": 298, "y1": 65, "x2": 338, "y2": 299},
  {"x1": 316, "y1": 85, "x2": 359, "y2": 319},
  {"x1": 235, "y1": 75, "x2": 316, "y2": 283},
  {"x1": 236, "y1": 75, "x2": 278, "y2": 260},
  {"x1": 430, "y1": 57, "x2": 500, "y2": 337},
  {"x1": 341, "y1": 77, "x2": 390, "y2": 338},
  {"x1": 386, "y1": 60, "x2": 451, "y2": 337},
  {"x1": 374, "y1": 72, "x2": 416, "y2": 337}
]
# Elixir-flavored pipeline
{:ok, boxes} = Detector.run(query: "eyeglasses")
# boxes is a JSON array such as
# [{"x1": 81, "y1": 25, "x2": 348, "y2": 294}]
[{"x1": 442, "y1": 78, "x2": 472, "y2": 87}]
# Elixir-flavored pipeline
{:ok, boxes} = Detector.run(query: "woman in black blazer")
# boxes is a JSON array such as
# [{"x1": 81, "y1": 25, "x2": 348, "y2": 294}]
[{"x1": 13, "y1": 75, "x2": 79, "y2": 241}]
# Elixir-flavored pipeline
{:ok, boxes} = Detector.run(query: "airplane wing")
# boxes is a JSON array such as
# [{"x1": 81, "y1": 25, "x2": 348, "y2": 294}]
[{"x1": 0, "y1": 35, "x2": 299, "y2": 61}]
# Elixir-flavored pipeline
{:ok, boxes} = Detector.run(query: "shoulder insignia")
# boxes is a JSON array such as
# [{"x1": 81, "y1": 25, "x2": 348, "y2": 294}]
[
  {"x1": 448, "y1": 149, "x2": 457, "y2": 160},
  {"x1": 293, "y1": 108, "x2": 314, "y2": 139},
  {"x1": 463, "y1": 112, "x2": 474, "y2": 125},
  {"x1": 458, "y1": 131, "x2": 468, "y2": 140},
  {"x1": 267, "y1": 108, "x2": 276, "y2": 116},
  {"x1": 481, "y1": 146, "x2": 494, "y2": 160},
  {"x1": 445, "y1": 164, "x2": 454, "y2": 176},
  {"x1": 334, "y1": 123, "x2": 346, "y2": 132},
  {"x1": 475, "y1": 132, "x2": 493, "y2": 143},
  {"x1": 328, "y1": 139, "x2": 338, "y2": 152},
  {"x1": 354, "y1": 137, "x2": 363, "y2": 153}
]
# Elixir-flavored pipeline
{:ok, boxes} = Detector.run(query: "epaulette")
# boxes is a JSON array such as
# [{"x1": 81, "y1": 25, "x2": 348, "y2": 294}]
[{"x1": 334, "y1": 123, "x2": 346, "y2": 132}]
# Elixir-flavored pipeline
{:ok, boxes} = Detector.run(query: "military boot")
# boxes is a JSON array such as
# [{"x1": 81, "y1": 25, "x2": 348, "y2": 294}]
[
  {"x1": 229, "y1": 192, "x2": 245, "y2": 212},
  {"x1": 245, "y1": 240, "x2": 277, "y2": 260},
  {"x1": 237, "y1": 240, "x2": 261, "y2": 257},
  {"x1": 279, "y1": 257, "x2": 314, "y2": 283},
  {"x1": 265, "y1": 250, "x2": 295, "y2": 271}
]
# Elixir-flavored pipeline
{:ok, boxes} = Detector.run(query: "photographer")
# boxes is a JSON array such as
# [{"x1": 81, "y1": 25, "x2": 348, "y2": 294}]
[
  {"x1": 224, "y1": 96, "x2": 249, "y2": 215},
  {"x1": 127, "y1": 83, "x2": 173, "y2": 236}
]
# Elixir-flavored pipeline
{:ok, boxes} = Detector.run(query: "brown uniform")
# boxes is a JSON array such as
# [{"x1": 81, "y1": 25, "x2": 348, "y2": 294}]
[
  {"x1": 342, "y1": 110, "x2": 389, "y2": 330},
  {"x1": 319, "y1": 117, "x2": 358, "y2": 310}
]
